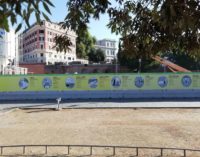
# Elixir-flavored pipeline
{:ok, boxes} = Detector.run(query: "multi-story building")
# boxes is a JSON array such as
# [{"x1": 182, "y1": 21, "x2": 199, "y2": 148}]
[
  {"x1": 19, "y1": 20, "x2": 77, "y2": 65},
  {"x1": 0, "y1": 29, "x2": 17, "y2": 66},
  {"x1": 95, "y1": 39, "x2": 117, "y2": 63},
  {"x1": 0, "y1": 29, "x2": 27, "y2": 75}
]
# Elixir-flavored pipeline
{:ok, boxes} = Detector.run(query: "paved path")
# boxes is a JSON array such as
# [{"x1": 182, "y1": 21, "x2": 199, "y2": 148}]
[{"x1": 0, "y1": 99, "x2": 200, "y2": 110}]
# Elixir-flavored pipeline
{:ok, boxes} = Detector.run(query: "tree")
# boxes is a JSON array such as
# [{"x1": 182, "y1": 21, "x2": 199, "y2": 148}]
[
  {"x1": 162, "y1": 51, "x2": 200, "y2": 71},
  {"x1": 0, "y1": 0, "x2": 54, "y2": 33},
  {"x1": 76, "y1": 30, "x2": 96, "y2": 59},
  {"x1": 118, "y1": 41, "x2": 160, "y2": 72},
  {"x1": 62, "y1": 0, "x2": 200, "y2": 59},
  {"x1": 88, "y1": 48, "x2": 105, "y2": 63},
  {"x1": 2, "y1": 0, "x2": 200, "y2": 60}
]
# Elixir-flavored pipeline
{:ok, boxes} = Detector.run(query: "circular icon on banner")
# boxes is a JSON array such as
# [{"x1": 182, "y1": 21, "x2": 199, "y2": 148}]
[
  {"x1": 182, "y1": 75, "x2": 192, "y2": 87},
  {"x1": 135, "y1": 76, "x2": 144, "y2": 88},
  {"x1": 42, "y1": 78, "x2": 52, "y2": 89},
  {"x1": 111, "y1": 76, "x2": 121, "y2": 88},
  {"x1": 66, "y1": 78, "x2": 75, "y2": 88},
  {"x1": 19, "y1": 78, "x2": 29, "y2": 89},
  {"x1": 158, "y1": 76, "x2": 168, "y2": 88},
  {"x1": 88, "y1": 77, "x2": 98, "y2": 88}
]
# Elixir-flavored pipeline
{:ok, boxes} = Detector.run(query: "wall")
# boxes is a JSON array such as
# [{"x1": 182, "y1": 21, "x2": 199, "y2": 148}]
[
  {"x1": 20, "y1": 63, "x2": 46, "y2": 74},
  {"x1": 0, "y1": 73, "x2": 199, "y2": 100},
  {"x1": 19, "y1": 64, "x2": 130, "y2": 74}
]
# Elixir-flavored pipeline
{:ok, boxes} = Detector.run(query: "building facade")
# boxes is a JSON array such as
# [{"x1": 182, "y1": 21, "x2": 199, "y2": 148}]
[
  {"x1": 95, "y1": 39, "x2": 117, "y2": 63},
  {"x1": 0, "y1": 29, "x2": 17, "y2": 66},
  {"x1": 19, "y1": 21, "x2": 77, "y2": 65},
  {"x1": 0, "y1": 29, "x2": 27, "y2": 75}
]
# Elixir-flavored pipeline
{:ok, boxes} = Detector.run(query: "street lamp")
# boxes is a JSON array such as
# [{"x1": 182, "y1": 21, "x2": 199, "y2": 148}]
[
  {"x1": 163, "y1": 57, "x2": 168, "y2": 72},
  {"x1": 138, "y1": 58, "x2": 142, "y2": 73},
  {"x1": 115, "y1": 55, "x2": 118, "y2": 73}
]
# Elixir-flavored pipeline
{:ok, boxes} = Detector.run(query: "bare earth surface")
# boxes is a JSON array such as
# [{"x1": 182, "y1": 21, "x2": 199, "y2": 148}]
[{"x1": 1, "y1": 108, "x2": 200, "y2": 156}]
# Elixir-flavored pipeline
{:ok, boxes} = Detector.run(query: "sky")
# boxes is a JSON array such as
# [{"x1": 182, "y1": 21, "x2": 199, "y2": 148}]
[{"x1": 27, "y1": 0, "x2": 120, "y2": 41}]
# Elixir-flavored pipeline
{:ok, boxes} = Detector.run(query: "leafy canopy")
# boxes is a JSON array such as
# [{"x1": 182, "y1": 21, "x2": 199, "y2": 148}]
[
  {"x1": 0, "y1": 0, "x2": 54, "y2": 32},
  {"x1": 63, "y1": 0, "x2": 200, "y2": 58},
  {"x1": 88, "y1": 48, "x2": 105, "y2": 63},
  {"x1": 2, "y1": 0, "x2": 200, "y2": 59},
  {"x1": 76, "y1": 30, "x2": 96, "y2": 59}
]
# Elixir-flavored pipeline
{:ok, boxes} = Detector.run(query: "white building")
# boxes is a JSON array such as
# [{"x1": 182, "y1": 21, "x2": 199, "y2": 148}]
[
  {"x1": 0, "y1": 29, "x2": 16, "y2": 66},
  {"x1": 0, "y1": 29, "x2": 27, "y2": 75},
  {"x1": 19, "y1": 20, "x2": 77, "y2": 65},
  {"x1": 95, "y1": 39, "x2": 117, "y2": 63}
]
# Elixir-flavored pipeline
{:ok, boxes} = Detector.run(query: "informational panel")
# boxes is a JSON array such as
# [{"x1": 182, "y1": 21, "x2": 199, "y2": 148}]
[{"x1": 0, "y1": 73, "x2": 199, "y2": 92}]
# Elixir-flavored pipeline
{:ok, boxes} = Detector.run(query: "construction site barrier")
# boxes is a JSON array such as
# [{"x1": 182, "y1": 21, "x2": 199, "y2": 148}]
[{"x1": 0, "y1": 73, "x2": 200, "y2": 100}]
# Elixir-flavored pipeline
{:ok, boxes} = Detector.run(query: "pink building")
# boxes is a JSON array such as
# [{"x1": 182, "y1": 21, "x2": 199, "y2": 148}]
[{"x1": 19, "y1": 21, "x2": 77, "y2": 65}]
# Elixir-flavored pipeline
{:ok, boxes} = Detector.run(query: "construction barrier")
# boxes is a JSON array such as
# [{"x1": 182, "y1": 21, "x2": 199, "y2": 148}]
[{"x1": 0, "y1": 73, "x2": 199, "y2": 100}]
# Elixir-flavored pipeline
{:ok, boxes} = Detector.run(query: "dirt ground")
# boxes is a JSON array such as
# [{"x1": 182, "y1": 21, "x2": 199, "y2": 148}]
[{"x1": 0, "y1": 108, "x2": 200, "y2": 156}]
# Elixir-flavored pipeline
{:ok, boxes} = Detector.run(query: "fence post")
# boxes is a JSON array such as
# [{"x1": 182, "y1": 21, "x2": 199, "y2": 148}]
[
  {"x1": 45, "y1": 145, "x2": 48, "y2": 154},
  {"x1": 68, "y1": 146, "x2": 70, "y2": 155},
  {"x1": 23, "y1": 146, "x2": 25, "y2": 154},
  {"x1": 1, "y1": 147, "x2": 2, "y2": 155},
  {"x1": 90, "y1": 146, "x2": 92, "y2": 155},
  {"x1": 136, "y1": 147, "x2": 139, "y2": 156},
  {"x1": 160, "y1": 148, "x2": 163, "y2": 156},
  {"x1": 184, "y1": 149, "x2": 186, "y2": 157},
  {"x1": 113, "y1": 147, "x2": 115, "y2": 156}
]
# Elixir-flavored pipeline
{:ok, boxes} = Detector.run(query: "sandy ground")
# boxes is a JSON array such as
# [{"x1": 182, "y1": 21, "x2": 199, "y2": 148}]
[{"x1": 0, "y1": 108, "x2": 200, "y2": 156}]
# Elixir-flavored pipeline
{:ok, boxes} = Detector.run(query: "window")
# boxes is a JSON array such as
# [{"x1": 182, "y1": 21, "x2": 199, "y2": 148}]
[
  {"x1": 41, "y1": 60, "x2": 43, "y2": 63},
  {"x1": 39, "y1": 37, "x2": 45, "y2": 41},
  {"x1": 41, "y1": 53, "x2": 43, "y2": 57},
  {"x1": 107, "y1": 50, "x2": 109, "y2": 55},
  {"x1": 54, "y1": 55, "x2": 57, "y2": 58},
  {"x1": 41, "y1": 45, "x2": 44, "y2": 49},
  {"x1": 68, "y1": 57, "x2": 71, "y2": 60},
  {"x1": 39, "y1": 30, "x2": 44, "y2": 33}
]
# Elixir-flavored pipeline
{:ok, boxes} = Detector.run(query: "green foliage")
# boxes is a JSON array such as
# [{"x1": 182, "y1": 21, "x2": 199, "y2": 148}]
[
  {"x1": 65, "y1": 0, "x2": 200, "y2": 59},
  {"x1": 88, "y1": 48, "x2": 105, "y2": 63},
  {"x1": 162, "y1": 51, "x2": 200, "y2": 71},
  {"x1": 118, "y1": 41, "x2": 160, "y2": 72},
  {"x1": 0, "y1": 0, "x2": 54, "y2": 32},
  {"x1": 53, "y1": 34, "x2": 72, "y2": 53},
  {"x1": 76, "y1": 30, "x2": 96, "y2": 58}
]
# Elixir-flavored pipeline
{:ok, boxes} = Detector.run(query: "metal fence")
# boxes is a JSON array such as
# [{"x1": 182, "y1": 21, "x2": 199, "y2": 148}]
[{"x1": 0, "y1": 145, "x2": 200, "y2": 156}]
